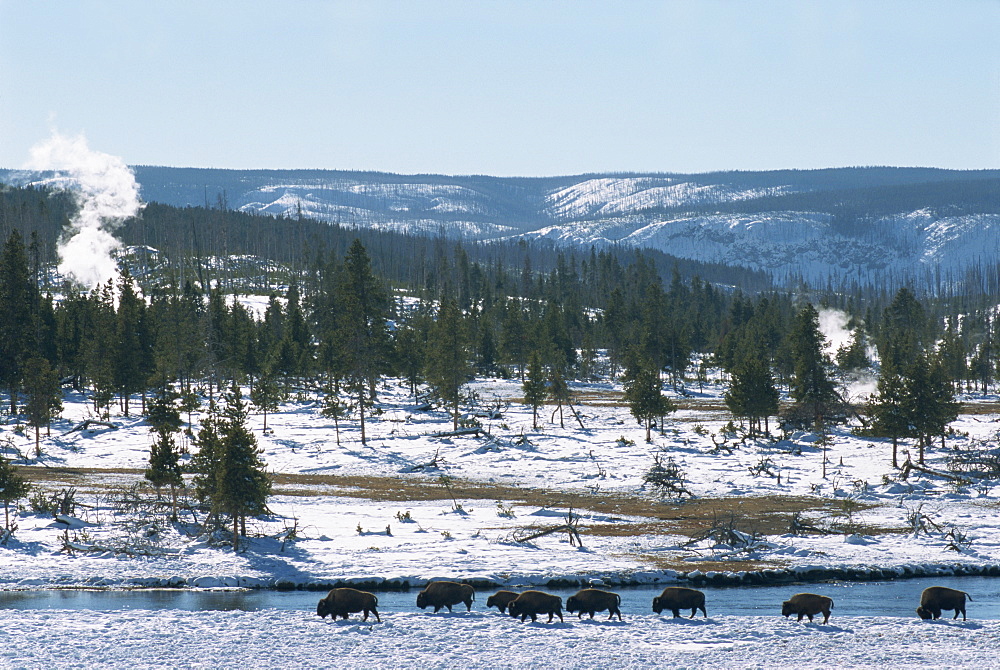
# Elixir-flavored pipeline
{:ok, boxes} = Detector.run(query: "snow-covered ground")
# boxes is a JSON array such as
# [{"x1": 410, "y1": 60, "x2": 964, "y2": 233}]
[
  {"x1": 1, "y1": 610, "x2": 997, "y2": 669},
  {"x1": 2, "y1": 373, "x2": 999, "y2": 592},
  {"x1": 3, "y1": 373, "x2": 1000, "y2": 665}
]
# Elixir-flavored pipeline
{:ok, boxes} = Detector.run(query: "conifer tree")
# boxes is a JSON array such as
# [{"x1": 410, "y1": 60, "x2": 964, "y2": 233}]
[
  {"x1": 0, "y1": 454, "x2": 30, "y2": 534},
  {"x1": 522, "y1": 351, "x2": 547, "y2": 430},
  {"x1": 724, "y1": 349, "x2": 778, "y2": 436},
  {"x1": 336, "y1": 240, "x2": 390, "y2": 444},
  {"x1": 425, "y1": 297, "x2": 473, "y2": 431},
  {"x1": 320, "y1": 383, "x2": 347, "y2": 445},
  {"x1": 250, "y1": 369, "x2": 282, "y2": 433},
  {"x1": 623, "y1": 352, "x2": 673, "y2": 442},
  {"x1": 193, "y1": 385, "x2": 271, "y2": 550},
  {"x1": 547, "y1": 366, "x2": 571, "y2": 428},
  {"x1": 113, "y1": 269, "x2": 145, "y2": 416},
  {"x1": 0, "y1": 231, "x2": 37, "y2": 414},
  {"x1": 788, "y1": 303, "x2": 837, "y2": 425},
  {"x1": 22, "y1": 357, "x2": 62, "y2": 457},
  {"x1": 144, "y1": 384, "x2": 183, "y2": 520},
  {"x1": 499, "y1": 300, "x2": 528, "y2": 380},
  {"x1": 867, "y1": 356, "x2": 909, "y2": 468}
]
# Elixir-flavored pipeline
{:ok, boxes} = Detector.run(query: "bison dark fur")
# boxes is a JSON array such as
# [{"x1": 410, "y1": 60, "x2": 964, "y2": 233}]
[
  {"x1": 507, "y1": 590, "x2": 564, "y2": 623},
  {"x1": 651, "y1": 587, "x2": 707, "y2": 618},
  {"x1": 916, "y1": 586, "x2": 972, "y2": 621},
  {"x1": 781, "y1": 593, "x2": 833, "y2": 624},
  {"x1": 316, "y1": 588, "x2": 380, "y2": 622},
  {"x1": 486, "y1": 590, "x2": 520, "y2": 614},
  {"x1": 565, "y1": 589, "x2": 623, "y2": 621},
  {"x1": 415, "y1": 581, "x2": 475, "y2": 613}
]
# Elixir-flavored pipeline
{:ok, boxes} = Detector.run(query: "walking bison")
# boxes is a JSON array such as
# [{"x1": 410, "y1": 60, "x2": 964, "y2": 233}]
[
  {"x1": 565, "y1": 589, "x2": 623, "y2": 621},
  {"x1": 652, "y1": 587, "x2": 707, "y2": 618},
  {"x1": 507, "y1": 590, "x2": 564, "y2": 623},
  {"x1": 486, "y1": 590, "x2": 520, "y2": 614},
  {"x1": 316, "y1": 588, "x2": 381, "y2": 622},
  {"x1": 416, "y1": 581, "x2": 476, "y2": 613},
  {"x1": 781, "y1": 593, "x2": 833, "y2": 624}
]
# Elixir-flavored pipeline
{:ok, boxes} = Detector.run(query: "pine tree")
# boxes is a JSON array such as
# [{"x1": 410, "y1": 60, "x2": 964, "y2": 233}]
[
  {"x1": 113, "y1": 269, "x2": 145, "y2": 416},
  {"x1": 835, "y1": 327, "x2": 870, "y2": 372},
  {"x1": 522, "y1": 351, "x2": 547, "y2": 430},
  {"x1": 336, "y1": 240, "x2": 390, "y2": 444},
  {"x1": 193, "y1": 384, "x2": 271, "y2": 550},
  {"x1": 623, "y1": 352, "x2": 673, "y2": 443},
  {"x1": 0, "y1": 231, "x2": 38, "y2": 414},
  {"x1": 0, "y1": 453, "x2": 30, "y2": 535},
  {"x1": 22, "y1": 357, "x2": 62, "y2": 457},
  {"x1": 499, "y1": 300, "x2": 528, "y2": 380},
  {"x1": 320, "y1": 384, "x2": 347, "y2": 445},
  {"x1": 903, "y1": 353, "x2": 959, "y2": 464},
  {"x1": 547, "y1": 366, "x2": 571, "y2": 429},
  {"x1": 249, "y1": 370, "x2": 282, "y2": 433},
  {"x1": 144, "y1": 384, "x2": 183, "y2": 520},
  {"x1": 788, "y1": 303, "x2": 837, "y2": 426},
  {"x1": 867, "y1": 356, "x2": 909, "y2": 468},
  {"x1": 425, "y1": 297, "x2": 473, "y2": 431},
  {"x1": 724, "y1": 349, "x2": 778, "y2": 436},
  {"x1": 878, "y1": 287, "x2": 927, "y2": 371}
]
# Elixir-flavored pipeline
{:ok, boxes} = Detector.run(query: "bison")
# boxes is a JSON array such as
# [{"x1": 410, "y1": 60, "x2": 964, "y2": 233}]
[
  {"x1": 565, "y1": 589, "x2": 623, "y2": 621},
  {"x1": 416, "y1": 581, "x2": 475, "y2": 613},
  {"x1": 652, "y1": 587, "x2": 707, "y2": 618},
  {"x1": 316, "y1": 588, "x2": 381, "y2": 622},
  {"x1": 916, "y1": 586, "x2": 972, "y2": 621},
  {"x1": 507, "y1": 590, "x2": 564, "y2": 623},
  {"x1": 486, "y1": 590, "x2": 520, "y2": 614},
  {"x1": 781, "y1": 593, "x2": 833, "y2": 624}
]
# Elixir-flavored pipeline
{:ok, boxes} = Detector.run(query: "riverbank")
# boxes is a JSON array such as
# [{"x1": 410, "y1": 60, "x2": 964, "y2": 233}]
[
  {"x1": 2, "y1": 609, "x2": 997, "y2": 669},
  {"x1": 3, "y1": 377, "x2": 1000, "y2": 597}
]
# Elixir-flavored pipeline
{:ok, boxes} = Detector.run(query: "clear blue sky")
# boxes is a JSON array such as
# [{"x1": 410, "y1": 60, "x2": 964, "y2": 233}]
[{"x1": 2, "y1": 0, "x2": 998, "y2": 176}]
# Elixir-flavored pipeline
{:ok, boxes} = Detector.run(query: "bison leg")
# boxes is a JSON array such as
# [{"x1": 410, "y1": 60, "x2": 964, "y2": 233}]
[
  {"x1": 589, "y1": 611, "x2": 596, "y2": 619},
  {"x1": 822, "y1": 612, "x2": 830, "y2": 624},
  {"x1": 672, "y1": 608, "x2": 681, "y2": 618},
  {"x1": 689, "y1": 608, "x2": 697, "y2": 619}
]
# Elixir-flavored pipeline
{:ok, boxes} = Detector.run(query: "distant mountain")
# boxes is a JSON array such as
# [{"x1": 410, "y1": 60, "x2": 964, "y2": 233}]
[{"x1": 5, "y1": 165, "x2": 999, "y2": 285}]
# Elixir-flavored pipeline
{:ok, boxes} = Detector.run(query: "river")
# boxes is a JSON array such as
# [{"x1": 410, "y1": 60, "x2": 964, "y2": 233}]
[{"x1": 2, "y1": 576, "x2": 999, "y2": 619}]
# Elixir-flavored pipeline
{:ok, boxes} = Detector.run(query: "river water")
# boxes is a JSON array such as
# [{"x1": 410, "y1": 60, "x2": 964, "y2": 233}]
[{"x1": 2, "y1": 576, "x2": 999, "y2": 619}]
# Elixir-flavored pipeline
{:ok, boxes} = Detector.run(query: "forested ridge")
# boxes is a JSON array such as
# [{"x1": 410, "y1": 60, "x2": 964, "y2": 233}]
[{"x1": 0, "y1": 181, "x2": 997, "y2": 546}]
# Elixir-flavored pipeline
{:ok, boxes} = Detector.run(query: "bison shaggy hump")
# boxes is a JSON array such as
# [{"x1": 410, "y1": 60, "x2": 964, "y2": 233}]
[
  {"x1": 565, "y1": 589, "x2": 623, "y2": 621},
  {"x1": 917, "y1": 586, "x2": 972, "y2": 621},
  {"x1": 416, "y1": 581, "x2": 476, "y2": 613},
  {"x1": 316, "y1": 588, "x2": 380, "y2": 622},
  {"x1": 652, "y1": 587, "x2": 707, "y2": 618},
  {"x1": 507, "y1": 590, "x2": 564, "y2": 623},
  {"x1": 485, "y1": 590, "x2": 520, "y2": 614},
  {"x1": 781, "y1": 593, "x2": 833, "y2": 624}
]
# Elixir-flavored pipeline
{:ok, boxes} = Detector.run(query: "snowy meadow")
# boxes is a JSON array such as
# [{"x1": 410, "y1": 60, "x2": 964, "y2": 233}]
[{"x1": 3, "y1": 373, "x2": 1000, "y2": 668}]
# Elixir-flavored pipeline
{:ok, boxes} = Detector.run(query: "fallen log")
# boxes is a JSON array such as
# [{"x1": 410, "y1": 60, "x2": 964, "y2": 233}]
[{"x1": 64, "y1": 419, "x2": 118, "y2": 434}]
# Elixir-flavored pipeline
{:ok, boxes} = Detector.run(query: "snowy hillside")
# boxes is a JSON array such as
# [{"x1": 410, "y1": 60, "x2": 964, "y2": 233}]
[{"x1": 4, "y1": 165, "x2": 1000, "y2": 284}]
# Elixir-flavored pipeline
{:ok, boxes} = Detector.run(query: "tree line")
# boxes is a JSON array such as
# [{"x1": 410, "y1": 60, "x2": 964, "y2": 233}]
[{"x1": 1, "y1": 190, "x2": 996, "y2": 547}]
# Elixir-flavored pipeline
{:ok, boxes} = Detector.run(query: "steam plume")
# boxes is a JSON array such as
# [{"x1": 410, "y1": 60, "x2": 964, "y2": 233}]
[{"x1": 23, "y1": 132, "x2": 143, "y2": 289}]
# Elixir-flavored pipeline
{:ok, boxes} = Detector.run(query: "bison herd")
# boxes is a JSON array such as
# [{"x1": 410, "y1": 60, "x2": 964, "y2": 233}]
[{"x1": 316, "y1": 582, "x2": 975, "y2": 625}]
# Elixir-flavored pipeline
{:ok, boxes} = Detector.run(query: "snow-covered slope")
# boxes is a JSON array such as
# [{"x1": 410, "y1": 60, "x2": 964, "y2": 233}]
[{"x1": 5, "y1": 166, "x2": 999, "y2": 284}]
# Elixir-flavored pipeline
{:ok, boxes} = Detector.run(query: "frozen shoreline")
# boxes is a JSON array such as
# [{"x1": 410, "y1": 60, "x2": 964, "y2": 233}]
[{"x1": 2, "y1": 610, "x2": 998, "y2": 669}]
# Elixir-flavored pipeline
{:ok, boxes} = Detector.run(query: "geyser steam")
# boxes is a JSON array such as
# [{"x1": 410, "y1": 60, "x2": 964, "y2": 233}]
[{"x1": 23, "y1": 132, "x2": 143, "y2": 289}]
